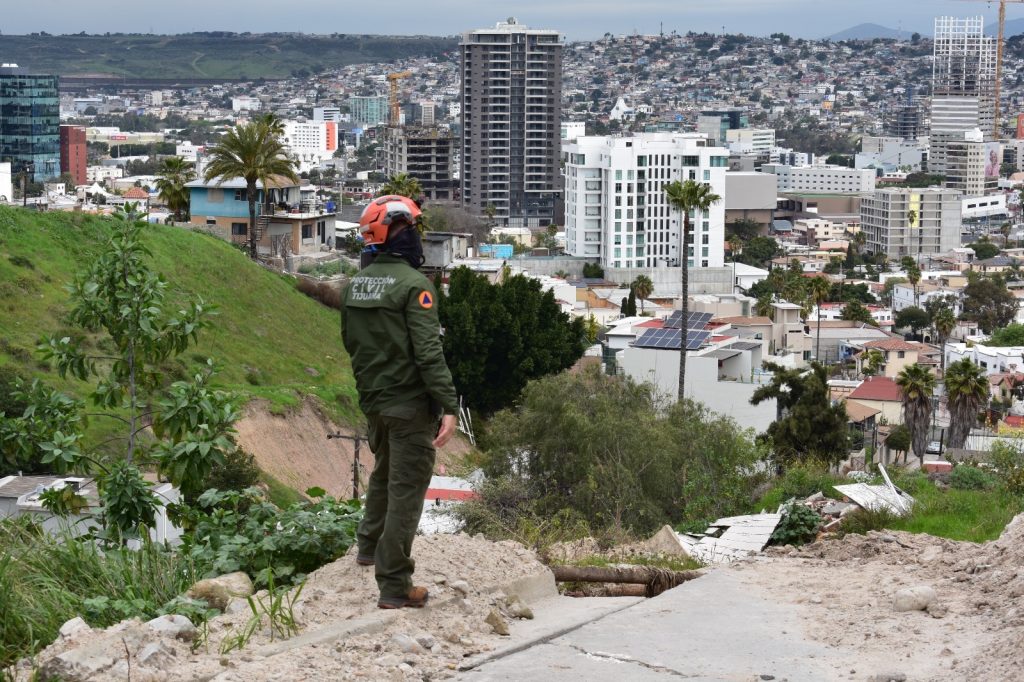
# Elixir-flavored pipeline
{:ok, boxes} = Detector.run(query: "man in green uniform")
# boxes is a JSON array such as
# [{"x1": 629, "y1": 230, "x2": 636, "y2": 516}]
[{"x1": 341, "y1": 194, "x2": 458, "y2": 609}]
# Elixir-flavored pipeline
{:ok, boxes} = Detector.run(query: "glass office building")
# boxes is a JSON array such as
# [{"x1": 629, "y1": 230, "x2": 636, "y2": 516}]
[{"x1": 0, "y1": 65, "x2": 60, "y2": 182}]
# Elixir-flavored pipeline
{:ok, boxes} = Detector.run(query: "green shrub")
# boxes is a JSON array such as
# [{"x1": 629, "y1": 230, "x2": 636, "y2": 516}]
[
  {"x1": 991, "y1": 441, "x2": 1024, "y2": 496},
  {"x1": 756, "y1": 463, "x2": 842, "y2": 510},
  {"x1": 195, "y1": 449, "x2": 261, "y2": 502},
  {"x1": 950, "y1": 465, "x2": 997, "y2": 491},
  {"x1": 769, "y1": 503, "x2": 822, "y2": 546},
  {"x1": 0, "y1": 517, "x2": 195, "y2": 667},
  {"x1": 840, "y1": 506, "x2": 899, "y2": 535},
  {"x1": 176, "y1": 487, "x2": 362, "y2": 587}
]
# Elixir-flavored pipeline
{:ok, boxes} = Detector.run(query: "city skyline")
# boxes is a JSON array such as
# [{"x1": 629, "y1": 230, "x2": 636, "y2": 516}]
[{"x1": 1, "y1": 0, "x2": 1023, "y2": 40}]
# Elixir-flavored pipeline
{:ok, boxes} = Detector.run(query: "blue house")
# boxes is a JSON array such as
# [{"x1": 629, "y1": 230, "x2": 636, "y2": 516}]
[{"x1": 186, "y1": 175, "x2": 336, "y2": 256}]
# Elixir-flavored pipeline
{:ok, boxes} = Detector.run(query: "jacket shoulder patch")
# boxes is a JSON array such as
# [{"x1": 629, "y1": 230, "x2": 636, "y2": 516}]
[{"x1": 417, "y1": 290, "x2": 434, "y2": 309}]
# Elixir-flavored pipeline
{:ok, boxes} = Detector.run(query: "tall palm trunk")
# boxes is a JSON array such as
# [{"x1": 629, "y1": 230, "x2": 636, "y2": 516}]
[
  {"x1": 906, "y1": 399, "x2": 930, "y2": 468},
  {"x1": 678, "y1": 214, "x2": 689, "y2": 401},
  {"x1": 816, "y1": 314, "x2": 822, "y2": 362},
  {"x1": 247, "y1": 182, "x2": 258, "y2": 259}
]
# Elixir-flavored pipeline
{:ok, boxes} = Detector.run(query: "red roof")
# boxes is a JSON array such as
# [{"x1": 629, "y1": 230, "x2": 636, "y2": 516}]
[
  {"x1": 863, "y1": 338, "x2": 921, "y2": 352},
  {"x1": 123, "y1": 187, "x2": 149, "y2": 199},
  {"x1": 1003, "y1": 415, "x2": 1024, "y2": 428},
  {"x1": 636, "y1": 319, "x2": 665, "y2": 328},
  {"x1": 849, "y1": 377, "x2": 903, "y2": 402},
  {"x1": 425, "y1": 488, "x2": 478, "y2": 502}
]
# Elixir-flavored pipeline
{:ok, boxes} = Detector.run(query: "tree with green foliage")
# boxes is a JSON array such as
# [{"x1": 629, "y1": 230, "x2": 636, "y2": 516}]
[
  {"x1": 0, "y1": 212, "x2": 237, "y2": 542},
  {"x1": 841, "y1": 299, "x2": 876, "y2": 326},
  {"x1": 631, "y1": 274, "x2": 653, "y2": 314},
  {"x1": 895, "y1": 364, "x2": 936, "y2": 468},
  {"x1": 987, "y1": 323, "x2": 1024, "y2": 347},
  {"x1": 582, "y1": 262, "x2": 604, "y2": 279},
  {"x1": 378, "y1": 172, "x2": 423, "y2": 200},
  {"x1": 968, "y1": 239, "x2": 1000, "y2": 261},
  {"x1": 862, "y1": 348, "x2": 885, "y2": 377},
  {"x1": 154, "y1": 156, "x2": 196, "y2": 222},
  {"x1": 961, "y1": 274, "x2": 1017, "y2": 334},
  {"x1": 900, "y1": 257, "x2": 921, "y2": 307},
  {"x1": 479, "y1": 368, "x2": 763, "y2": 535},
  {"x1": 626, "y1": 288, "x2": 638, "y2": 317},
  {"x1": 726, "y1": 217, "x2": 761, "y2": 241},
  {"x1": 738, "y1": 235, "x2": 781, "y2": 267},
  {"x1": 436, "y1": 267, "x2": 585, "y2": 416},
  {"x1": 885, "y1": 424, "x2": 911, "y2": 464},
  {"x1": 666, "y1": 179, "x2": 721, "y2": 400},
  {"x1": 933, "y1": 306, "x2": 957, "y2": 373},
  {"x1": 944, "y1": 359, "x2": 989, "y2": 450},
  {"x1": 203, "y1": 119, "x2": 298, "y2": 259},
  {"x1": 895, "y1": 306, "x2": 930, "y2": 337},
  {"x1": 750, "y1": 362, "x2": 850, "y2": 467}
]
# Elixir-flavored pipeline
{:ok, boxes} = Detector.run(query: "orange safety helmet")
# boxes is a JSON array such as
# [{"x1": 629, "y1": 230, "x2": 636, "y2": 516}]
[{"x1": 358, "y1": 195, "x2": 422, "y2": 246}]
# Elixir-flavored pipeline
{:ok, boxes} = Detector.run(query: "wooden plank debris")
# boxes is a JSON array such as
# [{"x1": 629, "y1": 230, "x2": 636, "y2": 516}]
[{"x1": 677, "y1": 513, "x2": 782, "y2": 564}]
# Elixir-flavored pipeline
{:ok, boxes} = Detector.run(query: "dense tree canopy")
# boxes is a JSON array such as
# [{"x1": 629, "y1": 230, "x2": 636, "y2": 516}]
[
  {"x1": 989, "y1": 324, "x2": 1024, "y2": 347},
  {"x1": 437, "y1": 267, "x2": 585, "y2": 415},
  {"x1": 961, "y1": 274, "x2": 1017, "y2": 334}
]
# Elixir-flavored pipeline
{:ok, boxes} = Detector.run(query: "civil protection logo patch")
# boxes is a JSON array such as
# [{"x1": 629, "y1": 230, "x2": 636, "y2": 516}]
[{"x1": 418, "y1": 290, "x2": 434, "y2": 309}]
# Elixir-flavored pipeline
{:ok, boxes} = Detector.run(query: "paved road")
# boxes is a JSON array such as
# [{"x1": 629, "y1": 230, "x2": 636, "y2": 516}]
[{"x1": 462, "y1": 570, "x2": 887, "y2": 682}]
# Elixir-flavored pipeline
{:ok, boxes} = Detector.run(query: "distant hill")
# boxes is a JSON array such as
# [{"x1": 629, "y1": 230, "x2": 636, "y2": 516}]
[
  {"x1": 994, "y1": 18, "x2": 1024, "y2": 37},
  {"x1": 0, "y1": 32, "x2": 458, "y2": 80},
  {"x1": 825, "y1": 23, "x2": 906, "y2": 41}
]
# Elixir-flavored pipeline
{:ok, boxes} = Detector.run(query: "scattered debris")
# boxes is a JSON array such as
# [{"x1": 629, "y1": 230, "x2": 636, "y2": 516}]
[
  {"x1": 677, "y1": 513, "x2": 782, "y2": 564},
  {"x1": 893, "y1": 586, "x2": 937, "y2": 612}
]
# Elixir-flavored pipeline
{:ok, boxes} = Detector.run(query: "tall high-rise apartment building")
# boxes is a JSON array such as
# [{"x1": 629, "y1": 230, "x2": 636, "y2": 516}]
[
  {"x1": 384, "y1": 126, "x2": 456, "y2": 202},
  {"x1": 59, "y1": 124, "x2": 87, "y2": 186},
  {"x1": 861, "y1": 188, "x2": 962, "y2": 260},
  {"x1": 347, "y1": 96, "x2": 389, "y2": 128},
  {"x1": 460, "y1": 19, "x2": 562, "y2": 227},
  {"x1": 0, "y1": 64, "x2": 60, "y2": 182},
  {"x1": 931, "y1": 16, "x2": 998, "y2": 189},
  {"x1": 563, "y1": 133, "x2": 728, "y2": 270}
]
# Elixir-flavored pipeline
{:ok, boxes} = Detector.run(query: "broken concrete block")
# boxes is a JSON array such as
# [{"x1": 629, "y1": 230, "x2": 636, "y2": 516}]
[
  {"x1": 145, "y1": 614, "x2": 197, "y2": 641},
  {"x1": 59, "y1": 617, "x2": 91, "y2": 639},
  {"x1": 893, "y1": 586, "x2": 937, "y2": 612},
  {"x1": 485, "y1": 608, "x2": 510, "y2": 636}
]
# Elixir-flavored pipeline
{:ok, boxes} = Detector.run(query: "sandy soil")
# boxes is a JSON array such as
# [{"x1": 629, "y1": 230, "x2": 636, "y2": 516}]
[
  {"x1": 235, "y1": 399, "x2": 475, "y2": 499},
  {"x1": 32, "y1": 534, "x2": 549, "y2": 681}
]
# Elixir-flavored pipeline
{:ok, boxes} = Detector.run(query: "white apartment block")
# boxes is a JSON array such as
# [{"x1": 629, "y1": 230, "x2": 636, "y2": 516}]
[
  {"x1": 760, "y1": 163, "x2": 876, "y2": 194},
  {"x1": 563, "y1": 133, "x2": 728, "y2": 270},
  {"x1": 725, "y1": 128, "x2": 776, "y2": 155},
  {"x1": 313, "y1": 106, "x2": 343, "y2": 123},
  {"x1": 231, "y1": 96, "x2": 261, "y2": 112},
  {"x1": 282, "y1": 121, "x2": 338, "y2": 173},
  {"x1": 770, "y1": 147, "x2": 813, "y2": 166},
  {"x1": 861, "y1": 188, "x2": 962, "y2": 260},
  {"x1": 855, "y1": 136, "x2": 924, "y2": 172},
  {"x1": 86, "y1": 165, "x2": 123, "y2": 183}
]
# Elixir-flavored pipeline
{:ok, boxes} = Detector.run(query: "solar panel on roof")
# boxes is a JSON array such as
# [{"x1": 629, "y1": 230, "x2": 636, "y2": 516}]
[
  {"x1": 664, "y1": 310, "x2": 712, "y2": 330},
  {"x1": 634, "y1": 328, "x2": 710, "y2": 351}
]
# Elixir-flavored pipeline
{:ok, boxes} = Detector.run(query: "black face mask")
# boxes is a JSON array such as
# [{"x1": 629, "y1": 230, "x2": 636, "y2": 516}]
[{"x1": 386, "y1": 228, "x2": 425, "y2": 269}]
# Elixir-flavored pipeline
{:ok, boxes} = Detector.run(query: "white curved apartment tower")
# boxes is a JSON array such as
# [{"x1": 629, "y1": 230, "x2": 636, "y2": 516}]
[{"x1": 563, "y1": 133, "x2": 728, "y2": 270}]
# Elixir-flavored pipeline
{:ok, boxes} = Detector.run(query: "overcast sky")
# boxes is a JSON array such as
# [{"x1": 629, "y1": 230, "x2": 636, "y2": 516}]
[{"x1": 2, "y1": 0, "x2": 1021, "y2": 40}]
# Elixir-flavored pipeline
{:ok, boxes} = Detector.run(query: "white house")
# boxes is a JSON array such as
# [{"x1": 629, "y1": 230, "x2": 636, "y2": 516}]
[{"x1": 945, "y1": 342, "x2": 1024, "y2": 375}]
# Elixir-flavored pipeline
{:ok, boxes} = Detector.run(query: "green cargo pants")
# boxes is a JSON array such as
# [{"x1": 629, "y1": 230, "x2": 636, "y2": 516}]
[{"x1": 356, "y1": 398, "x2": 437, "y2": 599}]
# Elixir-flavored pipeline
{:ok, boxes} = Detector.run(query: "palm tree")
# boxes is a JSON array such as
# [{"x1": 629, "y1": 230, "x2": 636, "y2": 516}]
[
  {"x1": 754, "y1": 294, "x2": 774, "y2": 319},
  {"x1": 944, "y1": 359, "x2": 988, "y2": 449},
  {"x1": 901, "y1": 256, "x2": 921, "y2": 307},
  {"x1": 933, "y1": 307, "x2": 957, "y2": 373},
  {"x1": 896, "y1": 364, "x2": 936, "y2": 468},
  {"x1": 853, "y1": 231, "x2": 866, "y2": 256},
  {"x1": 862, "y1": 348, "x2": 885, "y2": 377},
  {"x1": 808, "y1": 276, "x2": 832, "y2": 362},
  {"x1": 154, "y1": 156, "x2": 196, "y2": 222},
  {"x1": 907, "y1": 209, "x2": 918, "y2": 228},
  {"x1": 379, "y1": 172, "x2": 423, "y2": 199},
  {"x1": 665, "y1": 179, "x2": 721, "y2": 401},
  {"x1": 203, "y1": 120, "x2": 298, "y2": 259},
  {"x1": 632, "y1": 274, "x2": 653, "y2": 314}
]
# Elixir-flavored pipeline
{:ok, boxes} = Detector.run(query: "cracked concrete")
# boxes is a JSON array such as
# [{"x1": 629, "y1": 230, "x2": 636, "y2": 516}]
[{"x1": 462, "y1": 568, "x2": 945, "y2": 681}]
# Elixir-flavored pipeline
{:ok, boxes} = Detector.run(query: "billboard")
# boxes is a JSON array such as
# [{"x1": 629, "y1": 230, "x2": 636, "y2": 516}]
[{"x1": 985, "y1": 142, "x2": 1002, "y2": 180}]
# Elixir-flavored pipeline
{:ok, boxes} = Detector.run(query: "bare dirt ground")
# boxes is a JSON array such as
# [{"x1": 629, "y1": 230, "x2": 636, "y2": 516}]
[
  {"x1": 30, "y1": 534, "x2": 550, "y2": 681},
  {"x1": 235, "y1": 399, "x2": 474, "y2": 499},
  {"x1": 750, "y1": 513, "x2": 1024, "y2": 681}
]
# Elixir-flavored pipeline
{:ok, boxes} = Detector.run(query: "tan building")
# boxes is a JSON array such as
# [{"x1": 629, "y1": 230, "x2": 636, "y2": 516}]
[
  {"x1": 856, "y1": 338, "x2": 922, "y2": 378},
  {"x1": 847, "y1": 376, "x2": 904, "y2": 425}
]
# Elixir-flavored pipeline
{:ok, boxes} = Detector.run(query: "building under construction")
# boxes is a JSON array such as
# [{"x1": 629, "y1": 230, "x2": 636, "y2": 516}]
[{"x1": 383, "y1": 126, "x2": 457, "y2": 202}]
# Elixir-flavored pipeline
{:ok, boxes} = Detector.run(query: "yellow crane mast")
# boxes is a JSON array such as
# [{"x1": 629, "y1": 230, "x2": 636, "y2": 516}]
[{"x1": 387, "y1": 71, "x2": 412, "y2": 127}]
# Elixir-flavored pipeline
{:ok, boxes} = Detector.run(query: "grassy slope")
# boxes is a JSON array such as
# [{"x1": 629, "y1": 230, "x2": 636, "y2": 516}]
[
  {"x1": 0, "y1": 33, "x2": 457, "y2": 79},
  {"x1": 0, "y1": 206, "x2": 360, "y2": 452}
]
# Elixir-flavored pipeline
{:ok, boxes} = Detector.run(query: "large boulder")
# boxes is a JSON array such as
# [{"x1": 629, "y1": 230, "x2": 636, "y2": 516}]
[
  {"x1": 186, "y1": 571, "x2": 255, "y2": 611},
  {"x1": 893, "y1": 585, "x2": 937, "y2": 612}
]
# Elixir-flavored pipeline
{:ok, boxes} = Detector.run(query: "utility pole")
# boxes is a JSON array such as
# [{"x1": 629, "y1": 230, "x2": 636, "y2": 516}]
[{"x1": 326, "y1": 432, "x2": 364, "y2": 499}]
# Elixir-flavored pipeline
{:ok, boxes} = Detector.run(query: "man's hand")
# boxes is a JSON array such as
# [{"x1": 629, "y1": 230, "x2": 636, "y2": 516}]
[{"x1": 433, "y1": 414, "x2": 458, "y2": 448}]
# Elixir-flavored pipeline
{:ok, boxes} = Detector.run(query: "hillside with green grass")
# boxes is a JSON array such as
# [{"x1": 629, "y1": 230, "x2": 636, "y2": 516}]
[
  {"x1": 0, "y1": 33, "x2": 457, "y2": 80},
  {"x1": 0, "y1": 206, "x2": 360, "y2": 454}
]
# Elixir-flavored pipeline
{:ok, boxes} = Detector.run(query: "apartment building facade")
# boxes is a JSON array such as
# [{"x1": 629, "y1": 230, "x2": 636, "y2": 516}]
[
  {"x1": 563, "y1": 133, "x2": 728, "y2": 270},
  {"x1": 861, "y1": 188, "x2": 962, "y2": 260},
  {"x1": 460, "y1": 19, "x2": 562, "y2": 227},
  {"x1": 0, "y1": 65, "x2": 60, "y2": 182},
  {"x1": 383, "y1": 126, "x2": 457, "y2": 202},
  {"x1": 347, "y1": 95, "x2": 389, "y2": 128},
  {"x1": 760, "y1": 163, "x2": 876, "y2": 194}
]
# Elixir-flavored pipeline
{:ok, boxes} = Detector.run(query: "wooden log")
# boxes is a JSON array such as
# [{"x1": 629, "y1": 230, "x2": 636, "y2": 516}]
[{"x1": 550, "y1": 565, "x2": 702, "y2": 597}]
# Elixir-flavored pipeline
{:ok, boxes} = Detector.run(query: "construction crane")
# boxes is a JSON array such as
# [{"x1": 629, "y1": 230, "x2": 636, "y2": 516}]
[
  {"x1": 387, "y1": 71, "x2": 412, "y2": 127},
  {"x1": 957, "y1": 0, "x2": 1024, "y2": 136}
]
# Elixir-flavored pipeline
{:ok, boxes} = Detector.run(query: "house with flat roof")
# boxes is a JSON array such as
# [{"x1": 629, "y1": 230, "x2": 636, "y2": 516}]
[{"x1": 186, "y1": 175, "x2": 336, "y2": 257}]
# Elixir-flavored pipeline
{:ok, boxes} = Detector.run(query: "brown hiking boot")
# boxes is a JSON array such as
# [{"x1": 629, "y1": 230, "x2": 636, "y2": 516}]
[
  {"x1": 378, "y1": 586, "x2": 429, "y2": 609},
  {"x1": 355, "y1": 554, "x2": 374, "y2": 566}
]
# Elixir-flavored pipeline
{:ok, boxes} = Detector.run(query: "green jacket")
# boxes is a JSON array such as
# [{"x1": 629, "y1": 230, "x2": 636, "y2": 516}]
[{"x1": 341, "y1": 254, "x2": 459, "y2": 416}]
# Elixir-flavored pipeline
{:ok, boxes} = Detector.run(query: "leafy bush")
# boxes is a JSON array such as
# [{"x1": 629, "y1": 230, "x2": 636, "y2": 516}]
[
  {"x1": 196, "y1": 449, "x2": 261, "y2": 500},
  {"x1": 176, "y1": 487, "x2": 362, "y2": 587},
  {"x1": 769, "y1": 503, "x2": 822, "y2": 546},
  {"x1": 950, "y1": 465, "x2": 997, "y2": 491},
  {"x1": 755, "y1": 463, "x2": 842, "y2": 511},
  {"x1": 0, "y1": 517, "x2": 195, "y2": 667},
  {"x1": 991, "y1": 441, "x2": 1024, "y2": 496}
]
